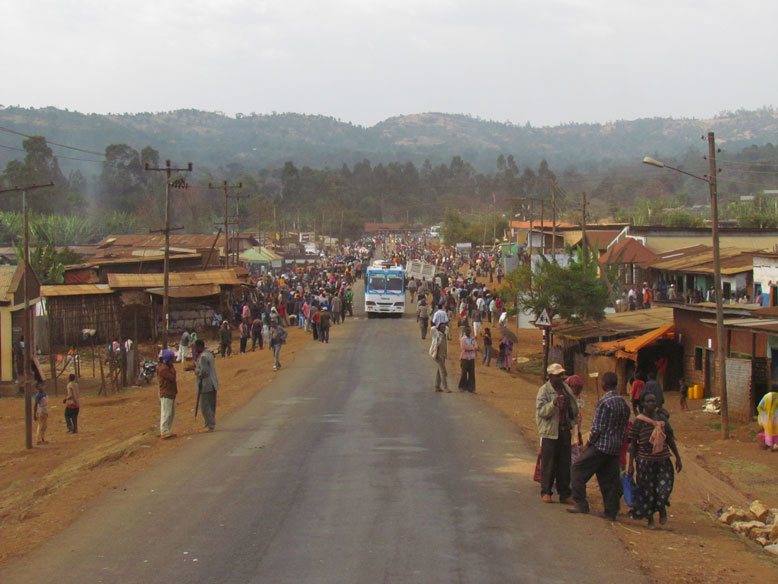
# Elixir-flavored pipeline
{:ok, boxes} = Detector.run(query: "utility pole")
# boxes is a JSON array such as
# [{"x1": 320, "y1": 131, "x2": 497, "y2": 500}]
[
  {"x1": 207, "y1": 181, "x2": 242, "y2": 268},
  {"x1": 233, "y1": 190, "x2": 249, "y2": 265},
  {"x1": 145, "y1": 160, "x2": 193, "y2": 349},
  {"x1": 551, "y1": 176, "x2": 557, "y2": 261},
  {"x1": 0, "y1": 182, "x2": 54, "y2": 449},
  {"x1": 528, "y1": 198, "x2": 534, "y2": 264},
  {"x1": 708, "y1": 132, "x2": 729, "y2": 439},
  {"x1": 581, "y1": 192, "x2": 587, "y2": 269},
  {"x1": 540, "y1": 199, "x2": 545, "y2": 256}
]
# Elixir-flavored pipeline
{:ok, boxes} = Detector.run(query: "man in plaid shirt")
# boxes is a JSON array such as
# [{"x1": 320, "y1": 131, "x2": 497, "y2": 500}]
[{"x1": 567, "y1": 371, "x2": 630, "y2": 520}]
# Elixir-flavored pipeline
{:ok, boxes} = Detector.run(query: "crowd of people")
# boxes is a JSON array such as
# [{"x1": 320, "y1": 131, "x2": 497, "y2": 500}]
[{"x1": 158, "y1": 244, "x2": 372, "y2": 438}]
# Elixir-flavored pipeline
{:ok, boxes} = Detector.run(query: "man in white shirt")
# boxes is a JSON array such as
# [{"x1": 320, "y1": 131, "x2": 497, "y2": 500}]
[{"x1": 432, "y1": 304, "x2": 449, "y2": 328}]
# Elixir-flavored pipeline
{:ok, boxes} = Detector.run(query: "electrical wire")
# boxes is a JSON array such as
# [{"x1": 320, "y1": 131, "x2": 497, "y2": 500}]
[
  {"x1": 0, "y1": 142, "x2": 104, "y2": 164},
  {"x1": 716, "y1": 157, "x2": 778, "y2": 168},
  {"x1": 0, "y1": 126, "x2": 105, "y2": 157}
]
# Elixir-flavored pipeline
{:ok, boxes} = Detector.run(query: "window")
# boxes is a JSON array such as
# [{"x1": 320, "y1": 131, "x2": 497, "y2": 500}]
[
  {"x1": 386, "y1": 274, "x2": 403, "y2": 293},
  {"x1": 694, "y1": 347, "x2": 703, "y2": 371},
  {"x1": 368, "y1": 273, "x2": 386, "y2": 293}
]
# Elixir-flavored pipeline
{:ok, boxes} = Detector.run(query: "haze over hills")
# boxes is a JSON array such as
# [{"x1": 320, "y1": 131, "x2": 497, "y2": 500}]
[{"x1": 1, "y1": 106, "x2": 776, "y2": 175}]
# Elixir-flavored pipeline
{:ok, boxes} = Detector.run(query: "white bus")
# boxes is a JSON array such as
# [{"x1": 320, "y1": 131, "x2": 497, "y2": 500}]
[{"x1": 365, "y1": 261, "x2": 405, "y2": 317}]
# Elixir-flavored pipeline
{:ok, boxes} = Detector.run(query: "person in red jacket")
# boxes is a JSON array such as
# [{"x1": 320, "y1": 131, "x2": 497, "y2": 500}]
[{"x1": 157, "y1": 349, "x2": 178, "y2": 439}]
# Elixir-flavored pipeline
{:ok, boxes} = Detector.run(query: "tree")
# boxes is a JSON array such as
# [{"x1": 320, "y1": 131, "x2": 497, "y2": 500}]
[
  {"x1": 14, "y1": 240, "x2": 83, "y2": 284},
  {"x1": 441, "y1": 208, "x2": 468, "y2": 244},
  {"x1": 99, "y1": 144, "x2": 148, "y2": 212},
  {"x1": 0, "y1": 136, "x2": 65, "y2": 213},
  {"x1": 510, "y1": 247, "x2": 609, "y2": 324}
]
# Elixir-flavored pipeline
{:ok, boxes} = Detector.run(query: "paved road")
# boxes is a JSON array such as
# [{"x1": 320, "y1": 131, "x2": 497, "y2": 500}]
[{"x1": 4, "y1": 285, "x2": 646, "y2": 584}]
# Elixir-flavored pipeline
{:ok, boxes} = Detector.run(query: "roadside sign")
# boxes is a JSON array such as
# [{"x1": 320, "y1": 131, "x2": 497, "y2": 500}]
[{"x1": 534, "y1": 308, "x2": 552, "y2": 328}]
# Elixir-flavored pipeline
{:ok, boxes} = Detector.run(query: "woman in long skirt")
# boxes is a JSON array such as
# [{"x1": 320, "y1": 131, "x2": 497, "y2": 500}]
[{"x1": 627, "y1": 392, "x2": 683, "y2": 526}]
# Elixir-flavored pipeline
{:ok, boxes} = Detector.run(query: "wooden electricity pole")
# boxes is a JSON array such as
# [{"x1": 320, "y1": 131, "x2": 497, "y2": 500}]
[
  {"x1": 145, "y1": 160, "x2": 192, "y2": 349},
  {"x1": 581, "y1": 192, "x2": 588, "y2": 269},
  {"x1": 551, "y1": 177, "x2": 557, "y2": 261},
  {"x1": 0, "y1": 182, "x2": 54, "y2": 449},
  {"x1": 207, "y1": 181, "x2": 242, "y2": 268},
  {"x1": 708, "y1": 132, "x2": 729, "y2": 439}
]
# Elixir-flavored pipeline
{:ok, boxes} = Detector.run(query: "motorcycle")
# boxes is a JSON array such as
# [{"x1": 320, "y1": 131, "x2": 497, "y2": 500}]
[{"x1": 136, "y1": 360, "x2": 157, "y2": 385}]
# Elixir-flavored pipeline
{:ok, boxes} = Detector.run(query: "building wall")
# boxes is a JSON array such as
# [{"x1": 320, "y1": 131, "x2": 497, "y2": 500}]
[
  {"x1": 753, "y1": 256, "x2": 778, "y2": 293},
  {"x1": 729, "y1": 329, "x2": 766, "y2": 358},
  {"x1": 726, "y1": 357, "x2": 752, "y2": 422},
  {"x1": 674, "y1": 308, "x2": 714, "y2": 394}
]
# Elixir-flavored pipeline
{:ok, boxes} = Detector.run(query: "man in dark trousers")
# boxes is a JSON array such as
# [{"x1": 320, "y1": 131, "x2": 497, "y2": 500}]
[
  {"x1": 568, "y1": 371, "x2": 631, "y2": 520},
  {"x1": 535, "y1": 363, "x2": 579, "y2": 503},
  {"x1": 194, "y1": 339, "x2": 219, "y2": 432}
]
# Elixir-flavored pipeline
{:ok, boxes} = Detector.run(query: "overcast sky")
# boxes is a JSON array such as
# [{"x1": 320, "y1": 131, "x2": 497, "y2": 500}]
[{"x1": 3, "y1": 0, "x2": 775, "y2": 128}]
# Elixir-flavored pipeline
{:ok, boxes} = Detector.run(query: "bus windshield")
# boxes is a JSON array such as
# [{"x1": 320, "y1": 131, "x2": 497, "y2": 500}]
[
  {"x1": 386, "y1": 273, "x2": 403, "y2": 293},
  {"x1": 368, "y1": 273, "x2": 386, "y2": 293}
]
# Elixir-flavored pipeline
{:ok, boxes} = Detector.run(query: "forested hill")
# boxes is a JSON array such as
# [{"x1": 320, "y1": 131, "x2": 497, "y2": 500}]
[{"x1": 1, "y1": 106, "x2": 777, "y2": 173}]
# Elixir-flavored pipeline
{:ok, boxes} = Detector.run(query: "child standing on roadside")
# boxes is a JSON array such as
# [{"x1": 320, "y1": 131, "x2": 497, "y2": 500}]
[
  {"x1": 679, "y1": 378, "x2": 689, "y2": 411},
  {"x1": 64, "y1": 373, "x2": 80, "y2": 433},
  {"x1": 34, "y1": 385, "x2": 49, "y2": 444}
]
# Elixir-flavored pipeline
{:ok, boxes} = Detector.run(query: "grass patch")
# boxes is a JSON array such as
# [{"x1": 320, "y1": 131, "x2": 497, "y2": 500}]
[
  {"x1": 516, "y1": 360, "x2": 544, "y2": 376},
  {"x1": 706, "y1": 422, "x2": 737, "y2": 431}
]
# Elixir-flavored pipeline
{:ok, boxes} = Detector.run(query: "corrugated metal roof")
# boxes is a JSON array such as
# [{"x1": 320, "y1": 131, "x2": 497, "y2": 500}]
[
  {"x1": 88, "y1": 253, "x2": 202, "y2": 266},
  {"x1": 643, "y1": 234, "x2": 778, "y2": 254},
  {"x1": 0, "y1": 265, "x2": 17, "y2": 299},
  {"x1": 553, "y1": 307, "x2": 674, "y2": 340},
  {"x1": 41, "y1": 284, "x2": 114, "y2": 297},
  {"x1": 96, "y1": 234, "x2": 227, "y2": 249},
  {"x1": 649, "y1": 247, "x2": 757, "y2": 275},
  {"x1": 562, "y1": 231, "x2": 583, "y2": 245},
  {"x1": 146, "y1": 284, "x2": 221, "y2": 298},
  {"x1": 107, "y1": 269, "x2": 242, "y2": 288},
  {"x1": 600, "y1": 238, "x2": 659, "y2": 265}
]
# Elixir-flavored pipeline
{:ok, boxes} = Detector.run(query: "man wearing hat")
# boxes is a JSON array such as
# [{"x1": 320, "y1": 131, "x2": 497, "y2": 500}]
[{"x1": 536, "y1": 363, "x2": 579, "y2": 503}]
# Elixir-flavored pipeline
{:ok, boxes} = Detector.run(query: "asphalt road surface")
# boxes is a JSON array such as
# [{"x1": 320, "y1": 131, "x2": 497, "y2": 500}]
[{"x1": 4, "y1": 284, "x2": 647, "y2": 584}]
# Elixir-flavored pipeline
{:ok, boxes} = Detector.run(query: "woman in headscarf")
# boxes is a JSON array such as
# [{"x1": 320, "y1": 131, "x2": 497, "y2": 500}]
[
  {"x1": 757, "y1": 392, "x2": 778, "y2": 451},
  {"x1": 627, "y1": 392, "x2": 682, "y2": 526},
  {"x1": 158, "y1": 349, "x2": 178, "y2": 439}
]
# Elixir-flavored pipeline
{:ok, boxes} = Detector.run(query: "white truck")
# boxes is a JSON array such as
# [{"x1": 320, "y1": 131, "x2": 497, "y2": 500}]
[{"x1": 405, "y1": 260, "x2": 436, "y2": 282}]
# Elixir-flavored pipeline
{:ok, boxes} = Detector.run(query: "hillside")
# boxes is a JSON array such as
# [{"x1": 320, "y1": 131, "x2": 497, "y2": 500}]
[{"x1": 1, "y1": 106, "x2": 776, "y2": 175}]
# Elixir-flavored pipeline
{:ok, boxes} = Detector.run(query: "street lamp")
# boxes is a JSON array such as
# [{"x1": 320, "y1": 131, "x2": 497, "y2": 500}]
[{"x1": 643, "y1": 132, "x2": 729, "y2": 439}]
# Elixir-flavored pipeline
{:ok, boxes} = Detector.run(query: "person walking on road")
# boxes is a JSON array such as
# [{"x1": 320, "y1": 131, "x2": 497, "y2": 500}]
[
  {"x1": 535, "y1": 363, "x2": 579, "y2": 503},
  {"x1": 270, "y1": 320, "x2": 288, "y2": 371},
  {"x1": 458, "y1": 326, "x2": 478, "y2": 393},
  {"x1": 64, "y1": 373, "x2": 81, "y2": 433},
  {"x1": 417, "y1": 298, "x2": 430, "y2": 339},
  {"x1": 194, "y1": 339, "x2": 219, "y2": 432},
  {"x1": 568, "y1": 371, "x2": 630, "y2": 520},
  {"x1": 430, "y1": 322, "x2": 450, "y2": 392},
  {"x1": 219, "y1": 320, "x2": 232, "y2": 358},
  {"x1": 157, "y1": 349, "x2": 177, "y2": 439}
]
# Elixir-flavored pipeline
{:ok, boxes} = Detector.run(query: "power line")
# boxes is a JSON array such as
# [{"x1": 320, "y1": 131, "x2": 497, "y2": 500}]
[
  {"x1": 0, "y1": 126, "x2": 105, "y2": 156},
  {"x1": 0, "y1": 142, "x2": 104, "y2": 164}
]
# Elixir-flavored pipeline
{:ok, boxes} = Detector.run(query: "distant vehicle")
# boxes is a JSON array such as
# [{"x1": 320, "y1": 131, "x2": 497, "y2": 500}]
[
  {"x1": 405, "y1": 260, "x2": 436, "y2": 282},
  {"x1": 365, "y1": 260, "x2": 405, "y2": 318},
  {"x1": 428, "y1": 225, "x2": 441, "y2": 238}
]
